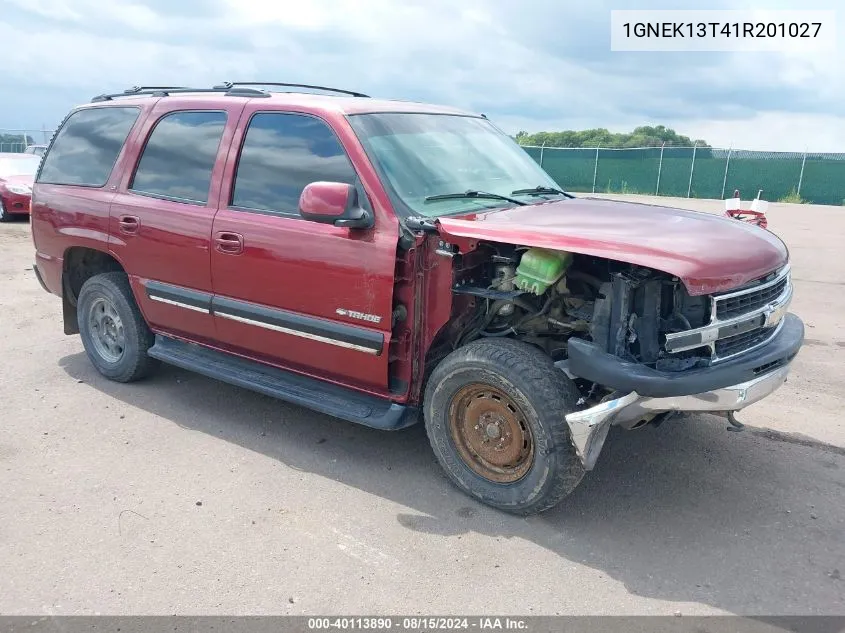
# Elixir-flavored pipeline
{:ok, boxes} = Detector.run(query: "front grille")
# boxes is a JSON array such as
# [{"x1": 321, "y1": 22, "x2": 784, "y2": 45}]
[
  {"x1": 714, "y1": 327, "x2": 775, "y2": 358},
  {"x1": 716, "y1": 276, "x2": 788, "y2": 319},
  {"x1": 663, "y1": 265, "x2": 792, "y2": 363}
]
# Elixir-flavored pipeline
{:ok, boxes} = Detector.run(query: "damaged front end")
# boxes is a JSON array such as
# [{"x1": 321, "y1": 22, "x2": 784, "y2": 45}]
[
  {"x1": 432, "y1": 236, "x2": 803, "y2": 471},
  {"x1": 563, "y1": 364, "x2": 792, "y2": 469},
  {"x1": 560, "y1": 263, "x2": 802, "y2": 469}
]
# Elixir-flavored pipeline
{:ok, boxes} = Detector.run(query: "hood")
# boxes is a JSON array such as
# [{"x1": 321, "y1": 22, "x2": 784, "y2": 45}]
[{"x1": 436, "y1": 197, "x2": 788, "y2": 296}]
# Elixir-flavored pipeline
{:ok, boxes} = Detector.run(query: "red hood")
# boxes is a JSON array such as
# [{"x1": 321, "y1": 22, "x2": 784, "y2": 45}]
[{"x1": 436, "y1": 197, "x2": 788, "y2": 296}]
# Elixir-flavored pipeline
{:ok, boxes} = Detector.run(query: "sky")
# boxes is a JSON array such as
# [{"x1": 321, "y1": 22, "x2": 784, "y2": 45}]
[{"x1": 0, "y1": 0, "x2": 842, "y2": 151}]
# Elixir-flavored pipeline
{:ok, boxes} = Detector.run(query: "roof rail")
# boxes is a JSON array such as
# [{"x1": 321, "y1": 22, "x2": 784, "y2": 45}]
[
  {"x1": 214, "y1": 82, "x2": 370, "y2": 98},
  {"x1": 90, "y1": 86, "x2": 270, "y2": 102},
  {"x1": 123, "y1": 86, "x2": 191, "y2": 93},
  {"x1": 90, "y1": 81, "x2": 369, "y2": 103}
]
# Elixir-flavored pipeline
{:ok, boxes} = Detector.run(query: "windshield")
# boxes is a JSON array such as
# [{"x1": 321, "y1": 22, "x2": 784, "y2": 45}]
[
  {"x1": 0, "y1": 155, "x2": 41, "y2": 178},
  {"x1": 348, "y1": 113, "x2": 565, "y2": 217}
]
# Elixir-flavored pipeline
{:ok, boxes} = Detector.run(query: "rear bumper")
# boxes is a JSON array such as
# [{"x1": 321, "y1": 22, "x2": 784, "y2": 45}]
[
  {"x1": 33, "y1": 253, "x2": 63, "y2": 296},
  {"x1": 33, "y1": 262, "x2": 50, "y2": 293},
  {"x1": 561, "y1": 313, "x2": 804, "y2": 470}
]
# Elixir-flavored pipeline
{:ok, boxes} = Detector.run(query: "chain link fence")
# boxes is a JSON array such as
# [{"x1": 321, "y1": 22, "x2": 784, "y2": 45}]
[
  {"x1": 522, "y1": 145, "x2": 845, "y2": 206},
  {"x1": 0, "y1": 129, "x2": 55, "y2": 153},
  {"x1": 3, "y1": 128, "x2": 843, "y2": 205}
]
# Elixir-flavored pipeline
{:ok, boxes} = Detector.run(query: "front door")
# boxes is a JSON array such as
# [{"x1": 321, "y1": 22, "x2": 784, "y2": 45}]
[{"x1": 210, "y1": 109, "x2": 399, "y2": 391}]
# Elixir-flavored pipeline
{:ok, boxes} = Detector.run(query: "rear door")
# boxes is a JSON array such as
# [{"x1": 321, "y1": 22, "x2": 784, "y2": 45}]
[
  {"x1": 209, "y1": 108, "x2": 400, "y2": 391},
  {"x1": 109, "y1": 98, "x2": 246, "y2": 343}
]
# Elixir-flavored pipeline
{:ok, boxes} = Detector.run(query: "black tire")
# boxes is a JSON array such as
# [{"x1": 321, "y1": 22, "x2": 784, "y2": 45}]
[
  {"x1": 424, "y1": 338, "x2": 585, "y2": 515},
  {"x1": 77, "y1": 272, "x2": 159, "y2": 382},
  {"x1": 0, "y1": 199, "x2": 12, "y2": 222}
]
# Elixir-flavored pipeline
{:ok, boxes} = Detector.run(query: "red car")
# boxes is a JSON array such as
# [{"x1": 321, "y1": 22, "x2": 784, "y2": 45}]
[
  {"x1": 0, "y1": 153, "x2": 40, "y2": 221},
  {"x1": 30, "y1": 83, "x2": 803, "y2": 514}
]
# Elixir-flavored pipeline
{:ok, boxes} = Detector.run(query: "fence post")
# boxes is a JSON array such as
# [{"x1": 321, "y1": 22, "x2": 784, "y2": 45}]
[
  {"x1": 539, "y1": 140, "x2": 546, "y2": 168},
  {"x1": 592, "y1": 146, "x2": 600, "y2": 193},
  {"x1": 797, "y1": 149, "x2": 807, "y2": 196},
  {"x1": 687, "y1": 142, "x2": 697, "y2": 198},
  {"x1": 721, "y1": 146, "x2": 733, "y2": 199},
  {"x1": 655, "y1": 142, "x2": 666, "y2": 195}
]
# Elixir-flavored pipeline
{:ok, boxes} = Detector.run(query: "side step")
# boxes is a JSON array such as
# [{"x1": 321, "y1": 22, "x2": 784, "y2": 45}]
[{"x1": 148, "y1": 336, "x2": 418, "y2": 431}]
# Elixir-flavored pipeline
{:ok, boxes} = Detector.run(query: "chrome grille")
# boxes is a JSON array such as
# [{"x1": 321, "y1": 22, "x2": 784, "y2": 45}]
[
  {"x1": 714, "y1": 328, "x2": 774, "y2": 357},
  {"x1": 716, "y1": 277, "x2": 788, "y2": 319},
  {"x1": 664, "y1": 264, "x2": 792, "y2": 363}
]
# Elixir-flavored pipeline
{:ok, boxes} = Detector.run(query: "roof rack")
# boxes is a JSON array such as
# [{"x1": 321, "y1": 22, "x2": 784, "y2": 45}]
[
  {"x1": 91, "y1": 86, "x2": 268, "y2": 102},
  {"x1": 124, "y1": 86, "x2": 191, "y2": 93},
  {"x1": 213, "y1": 82, "x2": 370, "y2": 98},
  {"x1": 91, "y1": 81, "x2": 370, "y2": 103}
]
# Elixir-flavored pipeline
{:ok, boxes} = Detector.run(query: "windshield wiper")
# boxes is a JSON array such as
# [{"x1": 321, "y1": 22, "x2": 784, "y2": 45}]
[
  {"x1": 511, "y1": 185, "x2": 575, "y2": 199},
  {"x1": 424, "y1": 190, "x2": 526, "y2": 206}
]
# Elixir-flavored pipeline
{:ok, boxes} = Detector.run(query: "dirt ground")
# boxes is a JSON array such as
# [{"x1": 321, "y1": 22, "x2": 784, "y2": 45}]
[{"x1": 0, "y1": 195, "x2": 843, "y2": 616}]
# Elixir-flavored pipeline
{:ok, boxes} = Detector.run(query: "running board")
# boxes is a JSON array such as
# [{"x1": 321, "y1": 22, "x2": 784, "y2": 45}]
[{"x1": 148, "y1": 336, "x2": 418, "y2": 431}]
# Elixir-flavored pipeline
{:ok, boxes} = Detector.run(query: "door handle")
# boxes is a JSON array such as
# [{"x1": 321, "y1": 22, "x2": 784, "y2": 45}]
[
  {"x1": 215, "y1": 231, "x2": 244, "y2": 255},
  {"x1": 118, "y1": 215, "x2": 140, "y2": 235}
]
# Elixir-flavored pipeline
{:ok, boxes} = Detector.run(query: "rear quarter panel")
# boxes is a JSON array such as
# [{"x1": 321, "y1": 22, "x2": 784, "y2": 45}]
[{"x1": 30, "y1": 103, "x2": 156, "y2": 296}]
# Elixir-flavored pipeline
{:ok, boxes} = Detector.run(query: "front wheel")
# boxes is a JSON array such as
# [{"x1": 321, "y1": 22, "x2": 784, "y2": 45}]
[
  {"x1": 423, "y1": 339, "x2": 585, "y2": 515},
  {"x1": 0, "y1": 199, "x2": 12, "y2": 222}
]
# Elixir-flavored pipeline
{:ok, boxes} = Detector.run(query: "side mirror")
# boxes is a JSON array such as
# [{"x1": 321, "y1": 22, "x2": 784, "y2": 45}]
[{"x1": 298, "y1": 181, "x2": 373, "y2": 229}]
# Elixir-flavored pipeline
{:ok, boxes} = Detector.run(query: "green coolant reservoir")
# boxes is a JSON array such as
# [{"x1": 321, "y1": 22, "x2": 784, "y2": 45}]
[{"x1": 514, "y1": 248, "x2": 573, "y2": 295}]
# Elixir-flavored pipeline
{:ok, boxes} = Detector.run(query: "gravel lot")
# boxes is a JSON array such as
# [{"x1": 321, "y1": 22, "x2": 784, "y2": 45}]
[{"x1": 1, "y1": 195, "x2": 843, "y2": 616}]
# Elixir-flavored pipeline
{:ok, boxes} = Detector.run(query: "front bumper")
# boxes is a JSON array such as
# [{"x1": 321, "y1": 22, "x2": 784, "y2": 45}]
[
  {"x1": 565, "y1": 313, "x2": 804, "y2": 398},
  {"x1": 1, "y1": 192, "x2": 32, "y2": 215},
  {"x1": 561, "y1": 312, "x2": 804, "y2": 470}
]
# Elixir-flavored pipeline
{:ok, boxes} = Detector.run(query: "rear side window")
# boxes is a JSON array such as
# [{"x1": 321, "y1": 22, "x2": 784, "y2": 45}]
[
  {"x1": 231, "y1": 113, "x2": 356, "y2": 215},
  {"x1": 38, "y1": 107, "x2": 139, "y2": 186},
  {"x1": 131, "y1": 111, "x2": 227, "y2": 204}
]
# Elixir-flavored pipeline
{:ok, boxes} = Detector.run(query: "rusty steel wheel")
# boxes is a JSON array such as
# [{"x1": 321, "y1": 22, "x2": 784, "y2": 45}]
[
  {"x1": 448, "y1": 383, "x2": 535, "y2": 483},
  {"x1": 424, "y1": 339, "x2": 585, "y2": 515}
]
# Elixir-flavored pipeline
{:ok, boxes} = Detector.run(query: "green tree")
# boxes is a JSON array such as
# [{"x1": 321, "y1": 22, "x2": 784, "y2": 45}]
[
  {"x1": 0, "y1": 133, "x2": 35, "y2": 151},
  {"x1": 515, "y1": 125, "x2": 709, "y2": 148}
]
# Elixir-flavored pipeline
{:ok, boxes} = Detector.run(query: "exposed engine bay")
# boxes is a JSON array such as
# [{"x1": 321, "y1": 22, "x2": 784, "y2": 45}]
[{"x1": 445, "y1": 242, "x2": 712, "y2": 374}]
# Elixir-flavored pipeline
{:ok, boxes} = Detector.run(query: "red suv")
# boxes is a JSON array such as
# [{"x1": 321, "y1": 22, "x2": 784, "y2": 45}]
[{"x1": 31, "y1": 83, "x2": 803, "y2": 514}]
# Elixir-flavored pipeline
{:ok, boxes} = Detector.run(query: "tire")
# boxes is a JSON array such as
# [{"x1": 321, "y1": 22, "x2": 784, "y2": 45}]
[
  {"x1": 0, "y1": 199, "x2": 11, "y2": 222},
  {"x1": 77, "y1": 272, "x2": 159, "y2": 382},
  {"x1": 424, "y1": 338, "x2": 585, "y2": 515}
]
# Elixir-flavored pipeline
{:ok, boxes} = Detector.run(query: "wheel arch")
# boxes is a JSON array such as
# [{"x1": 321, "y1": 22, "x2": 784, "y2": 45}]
[{"x1": 61, "y1": 246, "x2": 127, "y2": 334}]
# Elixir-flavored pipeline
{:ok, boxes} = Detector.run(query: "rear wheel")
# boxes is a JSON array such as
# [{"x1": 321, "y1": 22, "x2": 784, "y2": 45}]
[
  {"x1": 424, "y1": 339, "x2": 585, "y2": 515},
  {"x1": 77, "y1": 272, "x2": 159, "y2": 382}
]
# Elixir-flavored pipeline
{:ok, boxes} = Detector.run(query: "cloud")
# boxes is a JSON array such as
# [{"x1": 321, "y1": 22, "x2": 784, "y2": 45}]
[{"x1": 0, "y1": 0, "x2": 842, "y2": 150}]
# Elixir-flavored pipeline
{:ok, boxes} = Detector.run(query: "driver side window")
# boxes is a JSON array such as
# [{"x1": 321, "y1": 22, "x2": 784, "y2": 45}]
[{"x1": 230, "y1": 112, "x2": 359, "y2": 217}]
